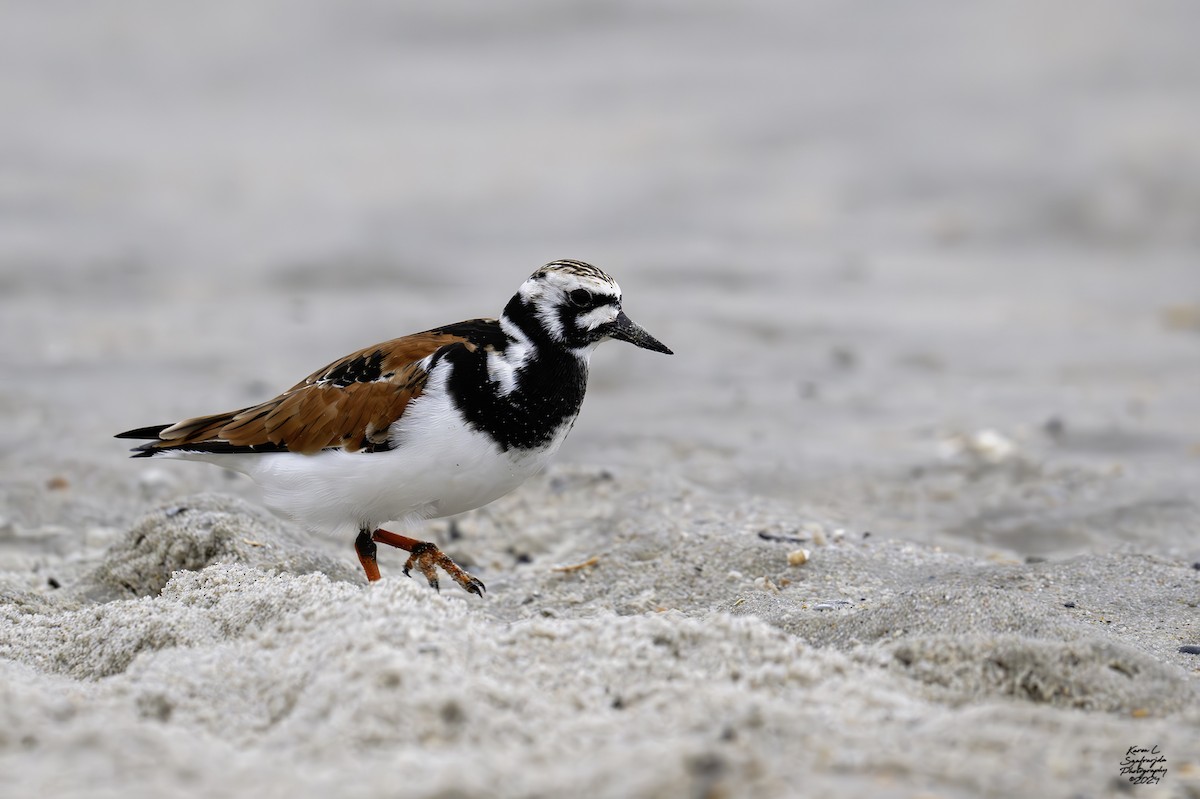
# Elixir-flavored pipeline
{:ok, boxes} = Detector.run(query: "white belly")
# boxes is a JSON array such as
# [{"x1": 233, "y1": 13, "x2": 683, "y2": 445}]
[{"x1": 169, "y1": 369, "x2": 573, "y2": 535}]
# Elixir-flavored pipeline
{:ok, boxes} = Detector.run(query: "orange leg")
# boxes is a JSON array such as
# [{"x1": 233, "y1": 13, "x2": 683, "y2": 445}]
[
  {"x1": 358, "y1": 527, "x2": 485, "y2": 597},
  {"x1": 354, "y1": 529, "x2": 381, "y2": 582}
]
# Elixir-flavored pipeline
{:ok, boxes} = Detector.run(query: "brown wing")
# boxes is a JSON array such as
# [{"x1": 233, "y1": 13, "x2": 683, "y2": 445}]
[{"x1": 144, "y1": 330, "x2": 478, "y2": 456}]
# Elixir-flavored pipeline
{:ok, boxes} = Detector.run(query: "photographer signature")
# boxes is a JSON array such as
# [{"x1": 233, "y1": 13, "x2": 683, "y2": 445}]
[{"x1": 1119, "y1": 745, "x2": 1167, "y2": 785}]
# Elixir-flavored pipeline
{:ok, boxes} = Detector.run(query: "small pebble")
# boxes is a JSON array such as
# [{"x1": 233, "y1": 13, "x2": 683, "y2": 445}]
[
  {"x1": 940, "y1": 428, "x2": 1017, "y2": 464},
  {"x1": 754, "y1": 576, "x2": 780, "y2": 593},
  {"x1": 1043, "y1": 416, "x2": 1065, "y2": 439},
  {"x1": 1161, "y1": 303, "x2": 1200, "y2": 331},
  {"x1": 758, "y1": 530, "x2": 806, "y2": 545},
  {"x1": 1179, "y1": 645, "x2": 1200, "y2": 655},
  {"x1": 787, "y1": 549, "x2": 811, "y2": 567},
  {"x1": 1063, "y1": 601, "x2": 1076, "y2": 608},
  {"x1": 1192, "y1": 562, "x2": 1200, "y2": 571},
  {"x1": 46, "y1": 476, "x2": 70, "y2": 491},
  {"x1": 830, "y1": 346, "x2": 857, "y2": 370}
]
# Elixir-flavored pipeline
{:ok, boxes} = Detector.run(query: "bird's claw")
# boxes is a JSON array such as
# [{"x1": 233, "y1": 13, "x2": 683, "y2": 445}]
[{"x1": 403, "y1": 541, "x2": 485, "y2": 597}]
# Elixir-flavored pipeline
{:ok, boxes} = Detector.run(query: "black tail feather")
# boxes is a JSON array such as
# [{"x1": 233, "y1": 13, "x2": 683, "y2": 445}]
[
  {"x1": 117, "y1": 424, "x2": 172, "y2": 458},
  {"x1": 115, "y1": 424, "x2": 172, "y2": 440},
  {"x1": 118, "y1": 422, "x2": 295, "y2": 457}
]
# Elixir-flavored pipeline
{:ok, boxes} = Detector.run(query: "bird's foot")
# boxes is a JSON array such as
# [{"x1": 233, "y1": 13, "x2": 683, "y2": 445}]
[
  {"x1": 402, "y1": 541, "x2": 486, "y2": 597},
  {"x1": 368, "y1": 528, "x2": 485, "y2": 597}
]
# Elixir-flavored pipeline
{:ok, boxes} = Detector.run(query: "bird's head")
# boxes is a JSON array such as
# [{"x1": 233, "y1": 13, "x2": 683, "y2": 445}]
[{"x1": 507, "y1": 259, "x2": 672, "y2": 356}]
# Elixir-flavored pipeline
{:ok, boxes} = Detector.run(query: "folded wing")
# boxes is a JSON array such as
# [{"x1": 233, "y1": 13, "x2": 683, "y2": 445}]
[{"x1": 118, "y1": 327, "x2": 489, "y2": 456}]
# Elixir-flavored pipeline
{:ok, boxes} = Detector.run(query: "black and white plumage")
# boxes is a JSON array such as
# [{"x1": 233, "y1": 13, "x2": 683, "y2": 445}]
[{"x1": 116, "y1": 260, "x2": 672, "y2": 593}]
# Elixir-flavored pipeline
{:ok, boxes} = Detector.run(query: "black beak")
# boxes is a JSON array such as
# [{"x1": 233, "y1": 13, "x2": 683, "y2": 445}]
[{"x1": 607, "y1": 310, "x2": 673, "y2": 354}]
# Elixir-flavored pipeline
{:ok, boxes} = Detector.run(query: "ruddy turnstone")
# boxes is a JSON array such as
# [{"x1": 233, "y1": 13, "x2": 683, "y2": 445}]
[{"x1": 117, "y1": 260, "x2": 671, "y2": 595}]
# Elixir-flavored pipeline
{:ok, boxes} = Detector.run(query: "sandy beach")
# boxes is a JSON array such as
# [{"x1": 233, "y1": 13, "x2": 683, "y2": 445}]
[{"x1": 2, "y1": 2, "x2": 1199, "y2": 797}]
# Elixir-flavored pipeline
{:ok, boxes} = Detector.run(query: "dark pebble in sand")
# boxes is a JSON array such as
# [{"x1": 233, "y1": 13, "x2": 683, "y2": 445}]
[
  {"x1": 1043, "y1": 416, "x2": 1065, "y2": 439},
  {"x1": 757, "y1": 530, "x2": 806, "y2": 544},
  {"x1": 1192, "y1": 562, "x2": 1200, "y2": 571},
  {"x1": 1179, "y1": 646, "x2": 1200, "y2": 655},
  {"x1": 1063, "y1": 601, "x2": 1076, "y2": 608}
]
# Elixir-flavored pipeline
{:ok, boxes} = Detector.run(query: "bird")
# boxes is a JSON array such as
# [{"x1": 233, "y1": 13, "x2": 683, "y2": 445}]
[{"x1": 116, "y1": 259, "x2": 672, "y2": 595}]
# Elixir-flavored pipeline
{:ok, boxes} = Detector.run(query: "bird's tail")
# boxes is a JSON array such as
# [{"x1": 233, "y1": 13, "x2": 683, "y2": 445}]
[{"x1": 114, "y1": 423, "x2": 173, "y2": 458}]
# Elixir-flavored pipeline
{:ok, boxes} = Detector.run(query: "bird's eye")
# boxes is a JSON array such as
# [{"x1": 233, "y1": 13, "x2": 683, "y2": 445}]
[{"x1": 568, "y1": 289, "x2": 593, "y2": 308}]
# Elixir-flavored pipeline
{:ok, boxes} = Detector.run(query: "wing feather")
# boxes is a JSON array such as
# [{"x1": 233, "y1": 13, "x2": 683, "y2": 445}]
[{"x1": 137, "y1": 329, "x2": 482, "y2": 456}]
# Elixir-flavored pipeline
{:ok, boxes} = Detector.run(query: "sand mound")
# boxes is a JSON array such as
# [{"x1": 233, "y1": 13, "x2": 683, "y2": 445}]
[{"x1": 2, "y1": 475, "x2": 1197, "y2": 798}]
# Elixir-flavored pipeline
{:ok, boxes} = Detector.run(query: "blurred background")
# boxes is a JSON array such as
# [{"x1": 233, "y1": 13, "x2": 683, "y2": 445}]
[{"x1": 2, "y1": 0, "x2": 1198, "y2": 558}]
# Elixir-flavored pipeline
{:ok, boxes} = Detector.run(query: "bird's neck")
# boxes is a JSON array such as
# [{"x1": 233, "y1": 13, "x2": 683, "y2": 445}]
[
  {"x1": 441, "y1": 304, "x2": 590, "y2": 452},
  {"x1": 499, "y1": 296, "x2": 594, "y2": 369}
]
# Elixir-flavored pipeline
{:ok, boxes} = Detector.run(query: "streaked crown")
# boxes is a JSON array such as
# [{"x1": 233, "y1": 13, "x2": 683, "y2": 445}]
[
  {"x1": 513, "y1": 260, "x2": 622, "y2": 349},
  {"x1": 530, "y1": 259, "x2": 621, "y2": 288}
]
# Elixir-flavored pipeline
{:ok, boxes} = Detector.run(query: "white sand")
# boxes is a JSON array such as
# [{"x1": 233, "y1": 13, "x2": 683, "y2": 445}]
[
  {"x1": 3, "y1": 2, "x2": 1199, "y2": 797},
  {"x1": 2, "y1": 482, "x2": 1198, "y2": 798}
]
